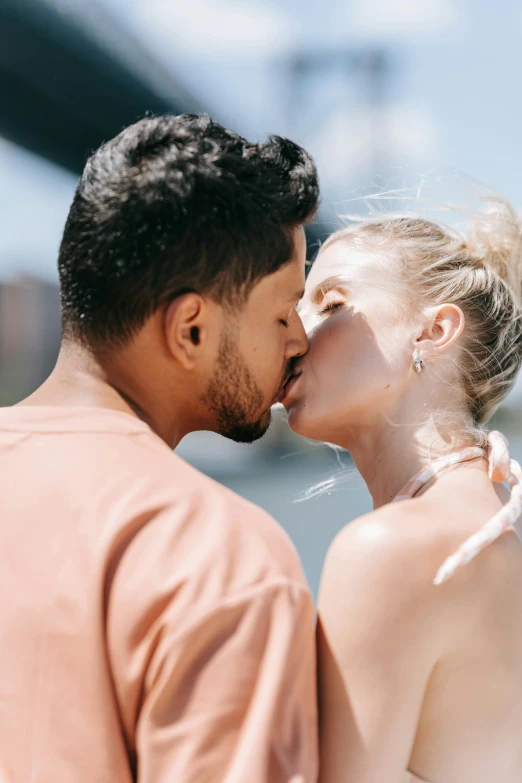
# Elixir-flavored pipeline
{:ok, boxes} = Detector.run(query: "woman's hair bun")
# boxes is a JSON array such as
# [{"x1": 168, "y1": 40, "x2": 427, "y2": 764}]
[{"x1": 465, "y1": 198, "x2": 522, "y2": 301}]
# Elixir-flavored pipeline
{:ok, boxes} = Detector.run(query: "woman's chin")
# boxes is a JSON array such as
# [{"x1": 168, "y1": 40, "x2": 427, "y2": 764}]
[
  {"x1": 284, "y1": 392, "x2": 325, "y2": 439},
  {"x1": 286, "y1": 403, "x2": 337, "y2": 443},
  {"x1": 284, "y1": 401, "x2": 298, "y2": 427},
  {"x1": 285, "y1": 402, "x2": 310, "y2": 437}
]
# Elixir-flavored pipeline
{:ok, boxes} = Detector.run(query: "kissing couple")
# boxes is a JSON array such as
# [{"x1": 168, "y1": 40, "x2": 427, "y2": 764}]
[{"x1": 1, "y1": 114, "x2": 521, "y2": 783}]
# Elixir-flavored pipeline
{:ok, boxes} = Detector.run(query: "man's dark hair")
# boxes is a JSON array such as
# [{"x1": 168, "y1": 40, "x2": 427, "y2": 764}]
[{"x1": 58, "y1": 113, "x2": 319, "y2": 346}]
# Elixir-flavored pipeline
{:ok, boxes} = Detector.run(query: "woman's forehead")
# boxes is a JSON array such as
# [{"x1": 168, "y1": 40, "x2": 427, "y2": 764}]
[{"x1": 305, "y1": 242, "x2": 380, "y2": 298}]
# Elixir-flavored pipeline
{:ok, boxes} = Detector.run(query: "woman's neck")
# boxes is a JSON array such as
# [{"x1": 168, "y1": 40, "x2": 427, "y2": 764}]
[{"x1": 341, "y1": 412, "x2": 477, "y2": 509}]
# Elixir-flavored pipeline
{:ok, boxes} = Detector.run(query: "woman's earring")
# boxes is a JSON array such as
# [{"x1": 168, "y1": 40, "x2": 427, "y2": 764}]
[{"x1": 413, "y1": 350, "x2": 425, "y2": 374}]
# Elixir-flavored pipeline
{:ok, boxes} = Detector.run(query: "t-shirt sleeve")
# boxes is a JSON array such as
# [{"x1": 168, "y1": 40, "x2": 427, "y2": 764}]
[{"x1": 111, "y1": 579, "x2": 318, "y2": 783}]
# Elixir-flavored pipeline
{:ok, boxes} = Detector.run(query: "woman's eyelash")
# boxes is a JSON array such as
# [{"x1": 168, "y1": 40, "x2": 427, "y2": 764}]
[{"x1": 318, "y1": 302, "x2": 343, "y2": 316}]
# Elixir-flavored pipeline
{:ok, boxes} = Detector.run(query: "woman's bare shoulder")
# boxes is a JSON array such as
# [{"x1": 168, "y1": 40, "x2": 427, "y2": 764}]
[
  {"x1": 325, "y1": 500, "x2": 449, "y2": 581},
  {"x1": 321, "y1": 488, "x2": 518, "y2": 613},
  {"x1": 318, "y1": 502, "x2": 450, "y2": 666}
]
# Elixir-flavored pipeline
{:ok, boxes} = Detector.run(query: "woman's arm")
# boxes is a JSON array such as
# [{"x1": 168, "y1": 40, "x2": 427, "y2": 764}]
[{"x1": 317, "y1": 510, "x2": 443, "y2": 783}]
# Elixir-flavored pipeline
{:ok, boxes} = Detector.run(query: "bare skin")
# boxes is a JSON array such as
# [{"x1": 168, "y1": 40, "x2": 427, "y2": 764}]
[
  {"x1": 317, "y1": 467, "x2": 522, "y2": 783},
  {"x1": 286, "y1": 238, "x2": 522, "y2": 783}
]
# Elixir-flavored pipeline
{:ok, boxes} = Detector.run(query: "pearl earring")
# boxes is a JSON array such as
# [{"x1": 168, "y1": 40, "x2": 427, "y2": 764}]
[{"x1": 413, "y1": 350, "x2": 425, "y2": 374}]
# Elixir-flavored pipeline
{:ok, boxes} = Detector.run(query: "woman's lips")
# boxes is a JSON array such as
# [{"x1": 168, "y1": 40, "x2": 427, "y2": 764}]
[
  {"x1": 281, "y1": 370, "x2": 302, "y2": 403},
  {"x1": 272, "y1": 370, "x2": 303, "y2": 405}
]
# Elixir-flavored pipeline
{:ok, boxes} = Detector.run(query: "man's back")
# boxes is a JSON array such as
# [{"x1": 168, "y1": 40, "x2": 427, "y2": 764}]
[{"x1": 0, "y1": 406, "x2": 317, "y2": 782}]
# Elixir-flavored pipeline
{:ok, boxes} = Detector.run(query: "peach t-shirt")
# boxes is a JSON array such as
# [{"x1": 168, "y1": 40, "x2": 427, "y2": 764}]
[{"x1": 0, "y1": 406, "x2": 317, "y2": 783}]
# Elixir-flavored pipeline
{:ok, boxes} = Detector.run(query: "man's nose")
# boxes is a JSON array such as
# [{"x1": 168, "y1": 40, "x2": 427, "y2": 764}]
[{"x1": 285, "y1": 308, "x2": 309, "y2": 359}]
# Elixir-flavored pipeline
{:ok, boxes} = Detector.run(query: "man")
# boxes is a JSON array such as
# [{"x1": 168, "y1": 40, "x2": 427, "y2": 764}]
[{"x1": 0, "y1": 114, "x2": 319, "y2": 782}]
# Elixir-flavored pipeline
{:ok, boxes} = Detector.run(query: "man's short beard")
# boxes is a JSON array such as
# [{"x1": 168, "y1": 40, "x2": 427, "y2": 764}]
[{"x1": 203, "y1": 327, "x2": 272, "y2": 444}]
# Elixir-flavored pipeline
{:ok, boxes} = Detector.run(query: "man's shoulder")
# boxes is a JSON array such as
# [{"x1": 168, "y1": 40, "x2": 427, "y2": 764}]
[{"x1": 109, "y1": 438, "x2": 309, "y2": 597}]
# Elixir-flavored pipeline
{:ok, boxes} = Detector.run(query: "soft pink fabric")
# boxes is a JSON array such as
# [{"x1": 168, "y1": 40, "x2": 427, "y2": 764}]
[{"x1": 0, "y1": 406, "x2": 318, "y2": 783}]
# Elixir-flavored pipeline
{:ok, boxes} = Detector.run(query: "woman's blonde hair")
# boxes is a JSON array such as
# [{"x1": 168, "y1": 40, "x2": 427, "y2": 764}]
[{"x1": 324, "y1": 196, "x2": 522, "y2": 425}]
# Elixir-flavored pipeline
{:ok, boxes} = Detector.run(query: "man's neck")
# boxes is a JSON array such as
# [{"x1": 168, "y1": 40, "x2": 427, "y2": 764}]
[{"x1": 18, "y1": 343, "x2": 186, "y2": 449}]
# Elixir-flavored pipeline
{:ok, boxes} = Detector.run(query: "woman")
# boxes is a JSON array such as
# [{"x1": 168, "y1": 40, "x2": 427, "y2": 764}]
[{"x1": 283, "y1": 199, "x2": 522, "y2": 782}]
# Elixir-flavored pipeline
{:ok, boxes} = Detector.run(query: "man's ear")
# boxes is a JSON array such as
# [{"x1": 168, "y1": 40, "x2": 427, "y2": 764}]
[
  {"x1": 415, "y1": 303, "x2": 465, "y2": 359},
  {"x1": 164, "y1": 293, "x2": 210, "y2": 369}
]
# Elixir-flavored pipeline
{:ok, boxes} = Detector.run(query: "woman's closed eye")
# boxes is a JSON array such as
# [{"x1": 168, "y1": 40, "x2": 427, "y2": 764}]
[{"x1": 318, "y1": 301, "x2": 344, "y2": 316}]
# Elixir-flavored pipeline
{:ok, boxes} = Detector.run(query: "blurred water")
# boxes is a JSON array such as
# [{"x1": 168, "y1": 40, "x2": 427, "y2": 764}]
[
  {"x1": 220, "y1": 452, "x2": 370, "y2": 599},
  {"x1": 210, "y1": 433, "x2": 522, "y2": 599}
]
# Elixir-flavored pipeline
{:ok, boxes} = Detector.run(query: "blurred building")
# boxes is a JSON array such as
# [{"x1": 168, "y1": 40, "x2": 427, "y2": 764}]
[{"x1": 0, "y1": 278, "x2": 60, "y2": 405}]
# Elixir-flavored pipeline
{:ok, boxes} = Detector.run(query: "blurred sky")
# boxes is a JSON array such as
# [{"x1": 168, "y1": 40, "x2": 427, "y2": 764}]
[{"x1": 3, "y1": 0, "x2": 522, "y2": 283}]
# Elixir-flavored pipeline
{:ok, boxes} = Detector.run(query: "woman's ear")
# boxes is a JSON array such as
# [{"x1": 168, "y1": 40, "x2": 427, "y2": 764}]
[
  {"x1": 415, "y1": 303, "x2": 465, "y2": 359},
  {"x1": 164, "y1": 293, "x2": 208, "y2": 369}
]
